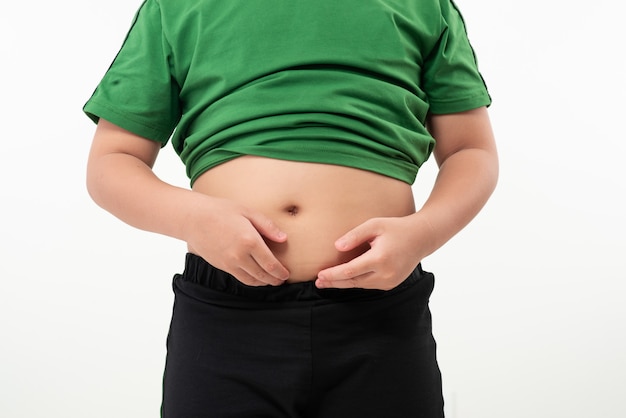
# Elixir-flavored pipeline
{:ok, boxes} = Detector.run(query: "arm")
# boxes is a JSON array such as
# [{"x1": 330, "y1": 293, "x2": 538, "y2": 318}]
[
  {"x1": 316, "y1": 107, "x2": 498, "y2": 290},
  {"x1": 86, "y1": 119, "x2": 290, "y2": 285}
]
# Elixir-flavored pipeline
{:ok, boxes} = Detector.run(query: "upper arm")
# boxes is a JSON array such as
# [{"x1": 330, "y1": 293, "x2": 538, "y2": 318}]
[
  {"x1": 88, "y1": 118, "x2": 161, "y2": 169},
  {"x1": 426, "y1": 107, "x2": 497, "y2": 167}
]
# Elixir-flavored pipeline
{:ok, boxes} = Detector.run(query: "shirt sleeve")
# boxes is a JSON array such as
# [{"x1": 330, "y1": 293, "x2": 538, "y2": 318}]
[
  {"x1": 421, "y1": 0, "x2": 491, "y2": 114},
  {"x1": 83, "y1": 0, "x2": 181, "y2": 144}
]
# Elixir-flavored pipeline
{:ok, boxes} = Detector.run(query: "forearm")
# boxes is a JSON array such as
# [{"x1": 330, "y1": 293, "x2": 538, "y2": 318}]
[
  {"x1": 410, "y1": 146, "x2": 499, "y2": 258},
  {"x1": 87, "y1": 152, "x2": 200, "y2": 242}
]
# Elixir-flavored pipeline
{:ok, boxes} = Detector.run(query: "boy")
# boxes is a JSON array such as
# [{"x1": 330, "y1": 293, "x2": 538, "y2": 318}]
[{"x1": 85, "y1": 0, "x2": 497, "y2": 416}]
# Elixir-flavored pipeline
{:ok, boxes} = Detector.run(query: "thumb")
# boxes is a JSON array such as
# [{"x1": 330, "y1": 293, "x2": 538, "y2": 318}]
[
  {"x1": 245, "y1": 210, "x2": 287, "y2": 243},
  {"x1": 335, "y1": 219, "x2": 380, "y2": 252}
]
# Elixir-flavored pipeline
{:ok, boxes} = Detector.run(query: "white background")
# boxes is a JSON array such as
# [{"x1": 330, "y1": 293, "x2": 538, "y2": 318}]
[{"x1": 1, "y1": 1, "x2": 624, "y2": 417}]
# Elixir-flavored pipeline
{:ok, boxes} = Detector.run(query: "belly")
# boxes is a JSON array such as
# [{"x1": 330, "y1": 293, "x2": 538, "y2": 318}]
[{"x1": 191, "y1": 156, "x2": 416, "y2": 282}]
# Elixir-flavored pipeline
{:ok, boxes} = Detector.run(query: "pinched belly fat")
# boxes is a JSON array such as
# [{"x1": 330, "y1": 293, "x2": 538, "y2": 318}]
[{"x1": 190, "y1": 156, "x2": 416, "y2": 282}]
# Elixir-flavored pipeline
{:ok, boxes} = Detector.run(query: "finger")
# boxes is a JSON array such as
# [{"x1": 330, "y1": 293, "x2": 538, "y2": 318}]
[
  {"x1": 232, "y1": 267, "x2": 273, "y2": 287},
  {"x1": 316, "y1": 271, "x2": 376, "y2": 289},
  {"x1": 237, "y1": 256, "x2": 287, "y2": 286},
  {"x1": 249, "y1": 246, "x2": 290, "y2": 282},
  {"x1": 335, "y1": 219, "x2": 380, "y2": 252},
  {"x1": 316, "y1": 255, "x2": 374, "y2": 288},
  {"x1": 246, "y1": 210, "x2": 288, "y2": 243}
]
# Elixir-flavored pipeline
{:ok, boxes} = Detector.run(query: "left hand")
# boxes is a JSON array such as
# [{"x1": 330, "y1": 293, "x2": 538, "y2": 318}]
[{"x1": 315, "y1": 215, "x2": 431, "y2": 290}]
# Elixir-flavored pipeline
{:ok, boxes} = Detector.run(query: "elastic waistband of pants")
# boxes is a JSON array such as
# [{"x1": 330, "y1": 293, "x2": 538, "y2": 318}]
[{"x1": 177, "y1": 252, "x2": 426, "y2": 303}]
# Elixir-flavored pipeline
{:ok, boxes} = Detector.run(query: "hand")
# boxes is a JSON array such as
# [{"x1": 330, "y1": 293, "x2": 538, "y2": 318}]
[
  {"x1": 315, "y1": 216, "x2": 431, "y2": 290},
  {"x1": 183, "y1": 195, "x2": 290, "y2": 286}
]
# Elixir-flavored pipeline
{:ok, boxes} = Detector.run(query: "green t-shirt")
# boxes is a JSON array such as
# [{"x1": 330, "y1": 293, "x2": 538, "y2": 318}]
[{"x1": 84, "y1": 0, "x2": 491, "y2": 185}]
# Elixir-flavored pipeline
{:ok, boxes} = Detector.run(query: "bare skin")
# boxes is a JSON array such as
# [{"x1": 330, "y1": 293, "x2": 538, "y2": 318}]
[
  {"x1": 190, "y1": 156, "x2": 416, "y2": 282},
  {"x1": 86, "y1": 107, "x2": 498, "y2": 290}
]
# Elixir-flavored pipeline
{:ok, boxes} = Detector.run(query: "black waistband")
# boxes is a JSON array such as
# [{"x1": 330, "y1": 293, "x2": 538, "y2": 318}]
[{"x1": 177, "y1": 253, "x2": 425, "y2": 303}]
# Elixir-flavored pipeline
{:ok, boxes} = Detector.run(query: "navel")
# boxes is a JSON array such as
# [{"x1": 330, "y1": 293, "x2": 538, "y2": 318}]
[{"x1": 285, "y1": 205, "x2": 300, "y2": 216}]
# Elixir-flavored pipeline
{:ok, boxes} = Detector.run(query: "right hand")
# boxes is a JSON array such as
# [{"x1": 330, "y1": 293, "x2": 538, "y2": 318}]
[
  {"x1": 87, "y1": 120, "x2": 288, "y2": 286},
  {"x1": 182, "y1": 195, "x2": 290, "y2": 286}
]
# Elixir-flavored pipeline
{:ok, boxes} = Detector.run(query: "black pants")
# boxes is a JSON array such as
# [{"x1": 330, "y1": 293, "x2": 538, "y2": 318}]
[{"x1": 161, "y1": 253, "x2": 444, "y2": 417}]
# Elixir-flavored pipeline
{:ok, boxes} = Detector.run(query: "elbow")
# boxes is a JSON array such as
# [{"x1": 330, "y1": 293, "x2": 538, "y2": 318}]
[
  {"x1": 490, "y1": 145, "x2": 500, "y2": 190},
  {"x1": 487, "y1": 148, "x2": 499, "y2": 191},
  {"x1": 479, "y1": 146, "x2": 499, "y2": 201},
  {"x1": 85, "y1": 171, "x2": 100, "y2": 208},
  {"x1": 85, "y1": 158, "x2": 108, "y2": 210}
]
